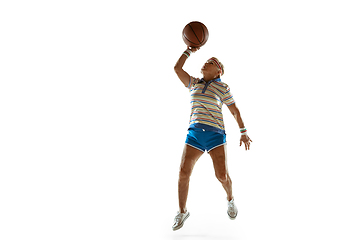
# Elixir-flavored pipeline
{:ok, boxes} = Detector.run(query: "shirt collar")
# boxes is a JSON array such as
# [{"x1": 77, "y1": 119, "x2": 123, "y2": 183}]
[
  {"x1": 199, "y1": 77, "x2": 221, "y2": 83},
  {"x1": 199, "y1": 78, "x2": 221, "y2": 93}
]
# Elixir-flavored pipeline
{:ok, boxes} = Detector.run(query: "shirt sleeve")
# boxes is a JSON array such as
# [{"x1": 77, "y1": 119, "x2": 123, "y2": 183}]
[
  {"x1": 187, "y1": 76, "x2": 200, "y2": 90},
  {"x1": 187, "y1": 76, "x2": 194, "y2": 89},
  {"x1": 222, "y1": 86, "x2": 235, "y2": 106}
]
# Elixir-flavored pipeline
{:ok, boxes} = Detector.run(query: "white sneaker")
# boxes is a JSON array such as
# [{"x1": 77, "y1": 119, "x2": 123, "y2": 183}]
[
  {"x1": 227, "y1": 198, "x2": 238, "y2": 220},
  {"x1": 172, "y1": 211, "x2": 190, "y2": 231}
]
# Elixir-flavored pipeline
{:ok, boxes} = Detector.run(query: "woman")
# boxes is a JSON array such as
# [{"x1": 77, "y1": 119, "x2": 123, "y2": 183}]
[{"x1": 172, "y1": 47, "x2": 252, "y2": 231}]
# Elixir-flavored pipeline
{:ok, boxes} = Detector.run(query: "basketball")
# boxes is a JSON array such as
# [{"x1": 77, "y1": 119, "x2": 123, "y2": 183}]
[{"x1": 182, "y1": 21, "x2": 209, "y2": 48}]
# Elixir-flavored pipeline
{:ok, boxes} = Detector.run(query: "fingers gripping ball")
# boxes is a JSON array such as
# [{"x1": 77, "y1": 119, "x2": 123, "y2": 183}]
[{"x1": 182, "y1": 21, "x2": 209, "y2": 48}]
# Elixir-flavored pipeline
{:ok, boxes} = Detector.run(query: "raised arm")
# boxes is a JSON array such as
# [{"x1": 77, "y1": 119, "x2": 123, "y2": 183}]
[{"x1": 174, "y1": 47, "x2": 199, "y2": 87}]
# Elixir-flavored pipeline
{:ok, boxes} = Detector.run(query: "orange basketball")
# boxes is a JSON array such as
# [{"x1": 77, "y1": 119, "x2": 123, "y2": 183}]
[{"x1": 182, "y1": 21, "x2": 209, "y2": 48}]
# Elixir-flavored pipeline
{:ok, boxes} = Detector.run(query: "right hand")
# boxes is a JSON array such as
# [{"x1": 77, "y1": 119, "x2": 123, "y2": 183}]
[{"x1": 188, "y1": 46, "x2": 200, "y2": 53}]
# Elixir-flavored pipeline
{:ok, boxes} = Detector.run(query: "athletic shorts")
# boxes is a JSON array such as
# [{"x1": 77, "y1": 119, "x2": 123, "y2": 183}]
[{"x1": 185, "y1": 126, "x2": 226, "y2": 152}]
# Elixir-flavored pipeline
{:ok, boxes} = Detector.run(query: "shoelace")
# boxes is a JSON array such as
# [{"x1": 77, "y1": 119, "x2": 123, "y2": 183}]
[
  {"x1": 228, "y1": 202, "x2": 236, "y2": 212},
  {"x1": 175, "y1": 213, "x2": 183, "y2": 223}
]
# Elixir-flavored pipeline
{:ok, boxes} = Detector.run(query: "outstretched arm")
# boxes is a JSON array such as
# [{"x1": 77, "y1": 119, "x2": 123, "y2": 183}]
[
  {"x1": 227, "y1": 103, "x2": 252, "y2": 150},
  {"x1": 227, "y1": 103, "x2": 245, "y2": 128},
  {"x1": 174, "y1": 47, "x2": 199, "y2": 87}
]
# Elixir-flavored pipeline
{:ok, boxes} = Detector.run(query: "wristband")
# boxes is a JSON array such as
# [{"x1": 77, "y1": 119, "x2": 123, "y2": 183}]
[
  {"x1": 183, "y1": 49, "x2": 192, "y2": 58},
  {"x1": 240, "y1": 128, "x2": 247, "y2": 135}
]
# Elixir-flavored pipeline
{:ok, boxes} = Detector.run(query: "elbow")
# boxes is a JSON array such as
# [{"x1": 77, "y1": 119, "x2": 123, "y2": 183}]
[
  {"x1": 174, "y1": 65, "x2": 181, "y2": 73},
  {"x1": 232, "y1": 108, "x2": 241, "y2": 118}
]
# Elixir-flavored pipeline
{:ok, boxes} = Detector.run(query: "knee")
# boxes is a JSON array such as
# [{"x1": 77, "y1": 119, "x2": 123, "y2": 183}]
[
  {"x1": 179, "y1": 167, "x2": 192, "y2": 180},
  {"x1": 216, "y1": 172, "x2": 229, "y2": 183}
]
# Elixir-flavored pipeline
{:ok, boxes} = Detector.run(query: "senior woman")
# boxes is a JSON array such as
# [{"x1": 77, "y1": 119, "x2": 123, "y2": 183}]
[{"x1": 172, "y1": 47, "x2": 252, "y2": 231}]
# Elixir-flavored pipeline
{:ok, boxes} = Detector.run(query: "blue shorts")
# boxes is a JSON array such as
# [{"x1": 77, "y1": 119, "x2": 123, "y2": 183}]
[{"x1": 185, "y1": 127, "x2": 226, "y2": 152}]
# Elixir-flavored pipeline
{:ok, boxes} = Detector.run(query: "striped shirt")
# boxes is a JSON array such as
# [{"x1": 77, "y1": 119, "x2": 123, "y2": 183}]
[{"x1": 187, "y1": 76, "x2": 235, "y2": 134}]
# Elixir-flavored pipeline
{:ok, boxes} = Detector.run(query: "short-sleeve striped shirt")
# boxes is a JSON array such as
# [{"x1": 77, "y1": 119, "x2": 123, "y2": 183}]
[{"x1": 187, "y1": 76, "x2": 235, "y2": 134}]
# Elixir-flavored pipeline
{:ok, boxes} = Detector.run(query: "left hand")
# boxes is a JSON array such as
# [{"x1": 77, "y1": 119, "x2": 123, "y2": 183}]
[{"x1": 240, "y1": 135, "x2": 252, "y2": 151}]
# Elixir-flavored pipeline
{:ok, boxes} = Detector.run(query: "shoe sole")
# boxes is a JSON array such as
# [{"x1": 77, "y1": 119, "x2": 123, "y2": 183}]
[
  {"x1": 172, "y1": 212, "x2": 190, "y2": 231},
  {"x1": 228, "y1": 211, "x2": 237, "y2": 220}
]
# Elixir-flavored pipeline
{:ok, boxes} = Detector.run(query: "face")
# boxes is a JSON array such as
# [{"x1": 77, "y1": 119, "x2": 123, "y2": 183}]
[{"x1": 201, "y1": 59, "x2": 220, "y2": 77}]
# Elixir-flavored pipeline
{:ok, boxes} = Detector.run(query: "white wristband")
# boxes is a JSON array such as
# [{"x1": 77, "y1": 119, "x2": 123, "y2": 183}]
[
  {"x1": 183, "y1": 49, "x2": 192, "y2": 58},
  {"x1": 240, "y1": 128, "x2": 247, "y2": 135}
]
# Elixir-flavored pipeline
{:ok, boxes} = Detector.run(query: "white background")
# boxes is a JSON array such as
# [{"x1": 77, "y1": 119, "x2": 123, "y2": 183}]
[{"x1": 1, "y1": 0, "x2": 360, "y2": 239}]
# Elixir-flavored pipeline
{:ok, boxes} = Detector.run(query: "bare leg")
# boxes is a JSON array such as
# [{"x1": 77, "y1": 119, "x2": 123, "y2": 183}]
[
  {"x1": 209, "y1": 145, "x2": 233, "y2": 201},
  {"x1": 178, "y1": 145, "x2": 203, "y2": 213}
]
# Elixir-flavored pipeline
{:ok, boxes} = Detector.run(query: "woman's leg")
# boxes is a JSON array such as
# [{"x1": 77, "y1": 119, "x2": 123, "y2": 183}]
[
  {"x1": 209, "y1": 145, "x2": 233, "y2": 201},
  {"x1": 178, "y1": 144, "x2": 204, "y2": 213}
]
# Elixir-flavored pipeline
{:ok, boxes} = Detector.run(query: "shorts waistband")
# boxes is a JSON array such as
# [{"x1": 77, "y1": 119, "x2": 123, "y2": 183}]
[{"x1": 188, "y1": 123, "x2": 225, "y2": 135}]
